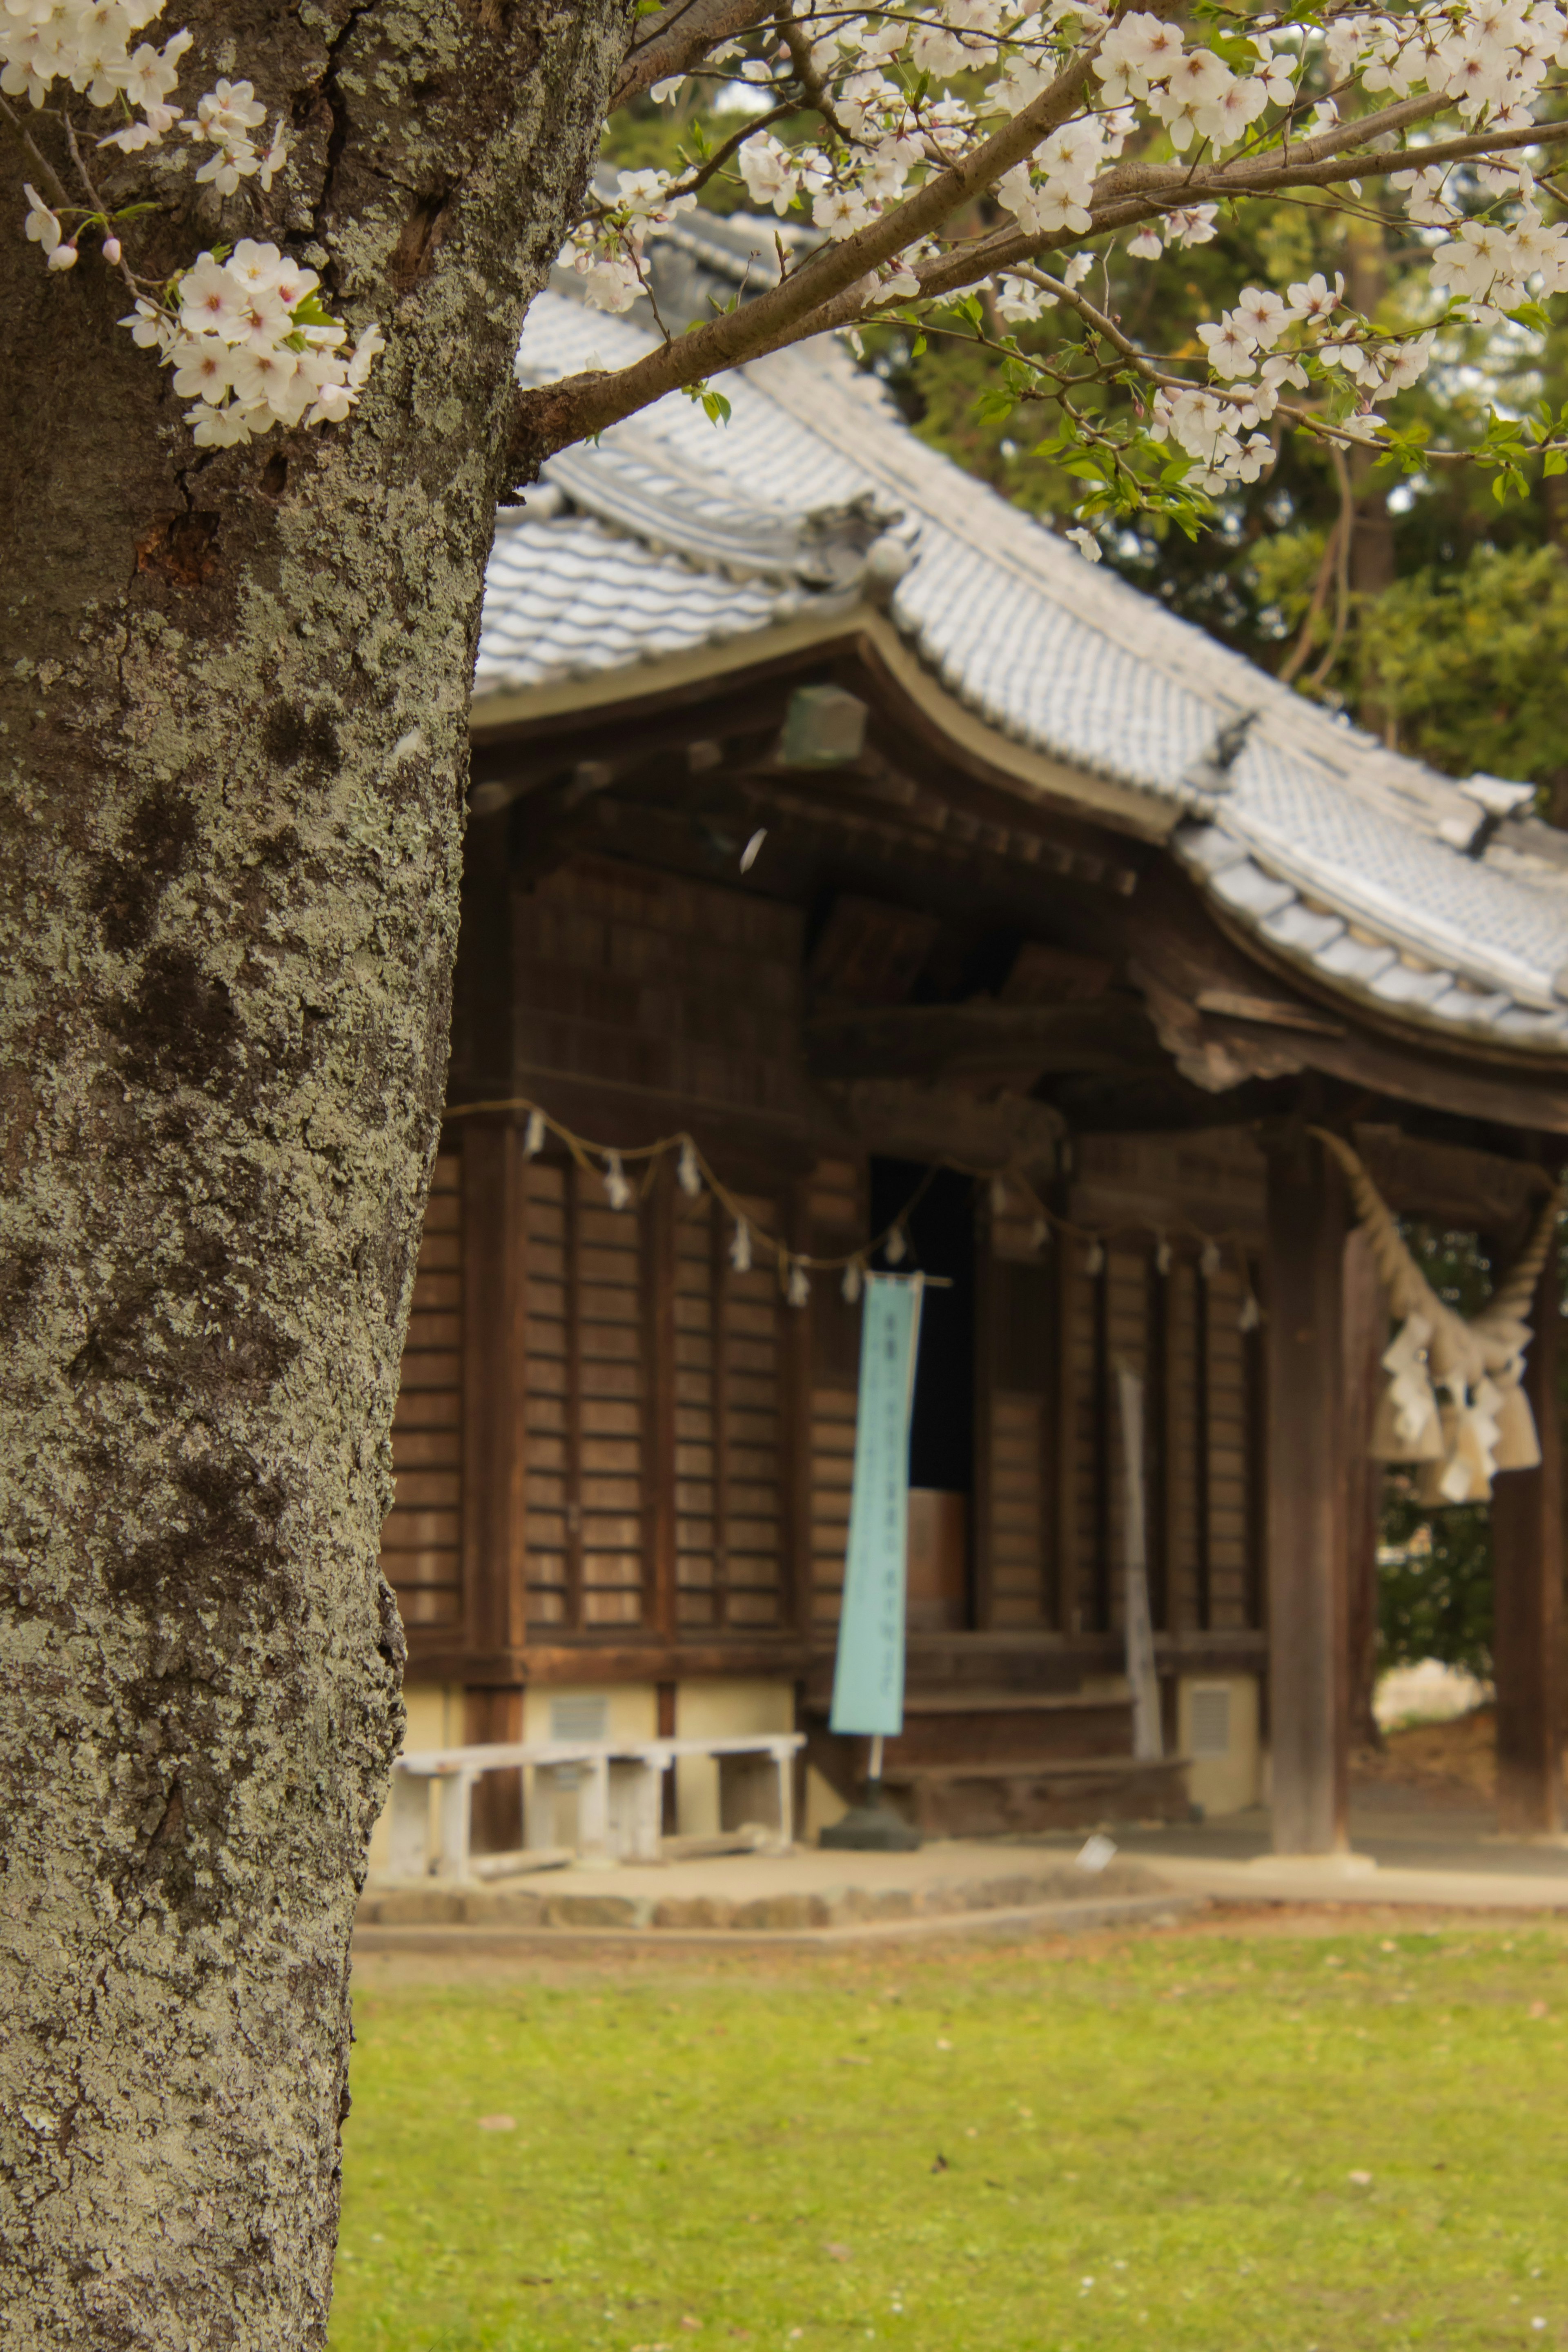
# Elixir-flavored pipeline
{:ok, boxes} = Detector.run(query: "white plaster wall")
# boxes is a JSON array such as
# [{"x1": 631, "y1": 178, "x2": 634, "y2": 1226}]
[
  {"x1": 364, "y1": 1681, "x2": 463, "y2": 1875},
  {"x1": 804, "y1": 1765, "x2": 848, "y2": 1839},
  {"x1": 674, "y1": 1678, "x2": 795, "y2": 1835},
  {"x1": 521, "y1": 1681, "x2": 659, "y2": 1849},
  {"x1": 1178, "y1": 1673, "x2": 1261, "y2": 1816}
]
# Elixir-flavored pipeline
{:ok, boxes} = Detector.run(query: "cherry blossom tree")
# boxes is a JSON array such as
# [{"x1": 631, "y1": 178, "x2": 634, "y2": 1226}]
[
  {"x1": 540, "y1": 0, "x2": 1568, "y2": 526},
  {"x1": 6, "y1": 1, "x2": 1568, "y2": 2342}
]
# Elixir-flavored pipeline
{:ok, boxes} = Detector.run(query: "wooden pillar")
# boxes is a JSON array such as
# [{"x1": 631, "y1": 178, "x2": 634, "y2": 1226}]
[
  {"x1": 461, "y1": 1124, "x2": 528, "y2": 1659},
  {"x1": 464, "y1": 1686, "x2": 523, "y2": 1853},
  {"x1": 1490, "y1": 1226, "x2": 1564, "y2": 1838},
  {"x1": 1263, "y1": 1132, "x2": 1350, "y2": 1854},
  {"x1": 1342, "y1": 1226, "x2": 1387, "y2": 1752}
]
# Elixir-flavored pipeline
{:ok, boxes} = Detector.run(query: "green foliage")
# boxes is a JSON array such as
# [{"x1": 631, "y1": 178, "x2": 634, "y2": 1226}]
[
  {"x1": 1374, "y1": 1224, "x2": 1496, "y2": 1675},
  {"x1": 597, "y1": 79, "x2": 1568, "y2": 787},
  {"x1": 1354, "y1": 544, "x2": 1568, "y2": 786},
  {"x1": 1378, "y1": 1498, "x2": 1494, "y2": 1678},
  {"x1": 332, "y1": 1933, "x2": 1568, "y2": 2350}
]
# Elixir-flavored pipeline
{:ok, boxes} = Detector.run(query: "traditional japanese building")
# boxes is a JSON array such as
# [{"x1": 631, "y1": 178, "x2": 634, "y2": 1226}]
[{"x1": 378, "y1": 212, "x2": 1568, "y2": 1856}]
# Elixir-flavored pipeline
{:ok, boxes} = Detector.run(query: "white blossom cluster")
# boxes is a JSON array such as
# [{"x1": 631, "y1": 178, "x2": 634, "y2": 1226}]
[
  {"x1": 5, "y1": 0, "x2": 382, "y2": 441},
  {"x1": 118, "y1": 240, "x2": 384, "y2": 446},
  {"x1": 567, "y1": 0, "x2": 1568, "y2": 526},
  {"x1": 566, "y1": 164, "x2": 698, "y2": 313},
  {"x1": 1, "y1": 0, "x2": 285, "y2": 188}
]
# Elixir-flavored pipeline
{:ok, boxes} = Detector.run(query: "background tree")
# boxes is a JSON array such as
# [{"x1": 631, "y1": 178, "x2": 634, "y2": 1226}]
[
  {"x1": 609, "y1": 68, "x2": 1568, "y2": 780},
  {"x1": 9, "y1": 2, "x2": 1568, "y2": 2338}
]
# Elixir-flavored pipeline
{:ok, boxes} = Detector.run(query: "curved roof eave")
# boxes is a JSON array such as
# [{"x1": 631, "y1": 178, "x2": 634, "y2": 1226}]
[{"x1": 474, "y1": 274, "x2": 1568, "y2": 1065}]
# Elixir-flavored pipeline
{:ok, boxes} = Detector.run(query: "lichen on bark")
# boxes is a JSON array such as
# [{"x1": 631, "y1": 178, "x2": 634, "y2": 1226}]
[{"x1": 0, "y1": 3, "x2": 629, "y2": 2339}]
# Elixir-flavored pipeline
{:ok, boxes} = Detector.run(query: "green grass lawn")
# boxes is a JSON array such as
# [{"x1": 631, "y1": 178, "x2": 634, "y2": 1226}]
[{"x1": 332, "y1": 1918, "x2": 1568, "y2": 2352}]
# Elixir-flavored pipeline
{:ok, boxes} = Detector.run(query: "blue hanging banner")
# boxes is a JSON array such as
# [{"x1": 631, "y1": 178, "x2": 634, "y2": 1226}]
[{"x1": 829, "y1": 1272, "x2": 926, "y2": 1738}]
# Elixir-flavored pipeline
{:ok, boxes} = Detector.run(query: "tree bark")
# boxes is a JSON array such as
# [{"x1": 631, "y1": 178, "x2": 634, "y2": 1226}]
[{"x1": 0, "y1": 4, "x2": 626, "y2": 2341}]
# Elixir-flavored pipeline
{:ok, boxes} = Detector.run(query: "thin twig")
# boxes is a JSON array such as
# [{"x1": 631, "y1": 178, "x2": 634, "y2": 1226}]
[
  {"x1": 0, "y1": 88, "x2": 70, "y2": 208},
  {"x1": 664, "y1": 97, "x2": 797, "y2": 201},
  {"x1": 1305, "y1": 440, "x2": 1356, "y2": 689},
  {"x1": 1278, "y1": 519, "x2": 1341, "y2": 685},
  {"x1": 779, "y1": 16, "x2": 855, "y2": 143},
  {"x1": 62, "y1": 107, "x2": 143, "y2": 294}
]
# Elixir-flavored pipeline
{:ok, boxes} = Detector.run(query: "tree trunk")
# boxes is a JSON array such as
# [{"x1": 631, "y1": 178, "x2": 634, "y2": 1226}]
[
  {"x1": 0, "y1": 6, "x2": 626, "y2": 2340},
  {"x1": 1342, "y1": 212, "x2": 1397, "y2": 739}
]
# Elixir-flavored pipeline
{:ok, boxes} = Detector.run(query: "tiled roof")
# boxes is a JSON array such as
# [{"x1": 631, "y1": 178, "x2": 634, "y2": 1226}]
[{"x1": 474, "y1": 248, "x2": 1568, "y2": 1056}]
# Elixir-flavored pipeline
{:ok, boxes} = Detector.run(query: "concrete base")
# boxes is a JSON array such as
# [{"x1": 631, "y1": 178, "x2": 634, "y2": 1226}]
[
  {"x1": 1250, "y1": 1849, "x2": 1378, "y2": 1875},
  {"x1": 819, "y1": 1786, "x2": 922, "y2": 1853}
]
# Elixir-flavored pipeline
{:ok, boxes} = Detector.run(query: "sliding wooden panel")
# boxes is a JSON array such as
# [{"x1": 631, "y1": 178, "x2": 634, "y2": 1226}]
[
  {"x1": 806, "y1": 1158, "x2": 864, "y2": 1630},
  {"x1": 519, "y1": 1160, "x2": 570, "y2": 1627},
  {"x1": 575, "y1": 1165, "x2": 649, "y2": 1628},
  {"x1": 671, "y1": 1185, "x2": 720, "y2": 1628},
  {"x1": 721, "y1": 1192, "x2": 787, "y2": 1628},
  {"x1": 671, "y1": 1188, "x2": 788, "y2": 1631},
  {"x1": 518, "y1": 1158, "x2": 652, "y2": 1633},
  {"x1": 1204, "y1": 1259, "x2": 1251, "y2": 1631},
  {"x1": 460, "y1": 1127, "x2": 530, "y2": 1658},
  {"x1": 979, "y1": 1178, "x2": 1055, "y2": 1629},
  {"x1": 381, "y1": 1153, "x2": 464, "y2": 1629}
]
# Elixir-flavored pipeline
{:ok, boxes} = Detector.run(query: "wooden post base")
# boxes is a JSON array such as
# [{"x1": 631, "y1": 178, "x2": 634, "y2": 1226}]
[{"x1": 1264, "y1": 1130, "x2": 1350, "y2": 1856}]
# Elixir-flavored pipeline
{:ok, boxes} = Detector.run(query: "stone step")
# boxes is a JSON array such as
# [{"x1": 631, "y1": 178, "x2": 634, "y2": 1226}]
[
  {"x1": 880, "y1": 1755, "x2": 1191, "y2": 1839},
  {"x1": 355, "y1": 1853, "x2": 1180, "y2": 1937},
  {"x1": 804, "y1": 1689, "x2": 1137, "y2": 1795}
]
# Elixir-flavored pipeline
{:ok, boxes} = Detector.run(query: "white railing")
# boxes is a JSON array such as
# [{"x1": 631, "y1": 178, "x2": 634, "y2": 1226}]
[{"x1": 385, "y1": 1733, "x2": 804, "y2": 1882}]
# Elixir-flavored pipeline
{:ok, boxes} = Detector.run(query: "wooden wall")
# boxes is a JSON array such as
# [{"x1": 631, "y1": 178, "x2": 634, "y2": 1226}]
[
  {"x1": 805, "y1": 1156, "x2": 865, "y2": 1630},
  {"x1": 381, "y1": 849, "x2": 1269, "y2": 1670},
  {"x1": 378, "y1": 1134, "x2": 1267, "y2": 1664},
  {"x1": 511, "y1": 857, "x2": 817, "y2": 1123},
  {"x1": 380, "y1": 1152, "x2": 463, "y2": 1629}
]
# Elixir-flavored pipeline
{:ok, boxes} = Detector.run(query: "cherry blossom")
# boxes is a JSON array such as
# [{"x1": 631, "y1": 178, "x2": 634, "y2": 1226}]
[
  {"x1": 14, "y1": 0, "x2": 1568, "y2": 509},
  {"x1": 4, "y1": 0, "x2": 383, "y2": 436}
]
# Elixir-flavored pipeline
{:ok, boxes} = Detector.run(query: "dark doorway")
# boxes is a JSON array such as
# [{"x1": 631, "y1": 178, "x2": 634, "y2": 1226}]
[{"x1": 868, "y1": 1159, "x2": 976, "y2": 1493}]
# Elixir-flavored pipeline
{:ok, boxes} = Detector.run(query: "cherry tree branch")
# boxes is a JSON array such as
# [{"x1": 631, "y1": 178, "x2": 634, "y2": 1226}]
[
  {"x1": 611, "y1": 0, "x2": 781, "y2": 110},
  {"x1": 508, "y1": 38, "x2": 1103, "y2": 474},
  {"x1": 512, "y1": 29, "x2": 1568, "y2": 481}
]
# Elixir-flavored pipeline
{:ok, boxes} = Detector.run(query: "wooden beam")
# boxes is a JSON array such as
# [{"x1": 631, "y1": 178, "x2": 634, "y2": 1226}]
[
  {"x1": 826, "y1": 1078, "x2": 1063, "y2": 1174},
  {"x1": 1341, "y1": 1226, "x2": 1385, "y2": 1751},
  {"x1": 972, "y1": 1184, "x2": 999, "y2": 1634},
  {"x1": 1352, "y1": 1124, "x2": 1554, "y2": 1231},
  {"x1": 1091, "y1": 1250, "x2": 1111, "y2": 1633},
  {"x1": 1263, "y1": 1129, "x2": 1351, "y2": 1854},
  {"x1": 1146, "y1": 1248, "x2": 1170, "y2": 1633},
  {"x1": 1050, "y1": 1185, "x2": 1077, "y2": 1633},
  {"x1": 1242, "y1": 1252, "x2": 1267, "y2": 1632},
  {"x1": 1194, "y1": 1252, "x2": 1212, "y2": 1635},
  {"x1": 806, "y1": 1000, "x2": 1163, "y2": 1084},
  {"x1": 408, "y1": 1637, "x2": 816, "y2": 1684},
  {"x1": 1490, "y1": 1221, "x2": 1565, "y2": 1838}
]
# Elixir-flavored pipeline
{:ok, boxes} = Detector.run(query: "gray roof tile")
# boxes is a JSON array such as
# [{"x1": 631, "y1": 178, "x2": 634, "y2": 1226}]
[
  {"x1": 1313, "y1": 934, "x2": 1399, "y2": 986},
  {"x1": 1209, "y1": 860, "x2": 1298, "y2": 921},
  {"x1": 473, "y1": 268, "x2": 1568, "y2": 1058}
]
